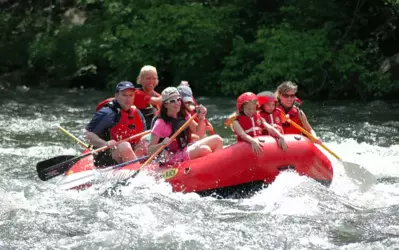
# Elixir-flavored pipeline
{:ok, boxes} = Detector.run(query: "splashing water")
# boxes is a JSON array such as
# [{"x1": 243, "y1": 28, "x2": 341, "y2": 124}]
[{"x1": 1, "y1": 89, "x2": 398, "y2": 249}]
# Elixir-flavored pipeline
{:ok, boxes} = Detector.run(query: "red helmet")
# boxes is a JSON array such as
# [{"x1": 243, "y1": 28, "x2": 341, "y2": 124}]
[
  {"x1": 294, "y1": 97, "x2": 302, "y2": 107},
  {"x1": 236, "y1": 92, "x2": 258, "y2": 112},
  {"x1": 257, "y1": 91, "x2": 277, "y2": 105}
]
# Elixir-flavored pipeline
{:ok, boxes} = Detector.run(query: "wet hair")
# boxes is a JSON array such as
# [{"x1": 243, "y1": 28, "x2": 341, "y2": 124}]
[{"x1": 275, "y1": 81, "x2": 298, "y2": 99}]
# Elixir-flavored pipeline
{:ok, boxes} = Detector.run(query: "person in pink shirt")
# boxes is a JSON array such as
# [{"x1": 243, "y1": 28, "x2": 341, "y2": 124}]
[{"x1": 148, "y1": 87, "x2": 223, "y2": 165}]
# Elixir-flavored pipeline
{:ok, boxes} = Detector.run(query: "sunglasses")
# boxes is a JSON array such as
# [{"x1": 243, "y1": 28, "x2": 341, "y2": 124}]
[
  {"x1": 281, "y1": 93, "x2": 296, "y2": 98},
  {"x1": 164, "y1": 98, "x2": 181, "y2": 104}
]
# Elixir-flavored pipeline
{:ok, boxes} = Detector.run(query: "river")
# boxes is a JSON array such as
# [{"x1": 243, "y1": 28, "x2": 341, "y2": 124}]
[{"x1": 0, "y1": 87, "x2": 398, "y2": 249}]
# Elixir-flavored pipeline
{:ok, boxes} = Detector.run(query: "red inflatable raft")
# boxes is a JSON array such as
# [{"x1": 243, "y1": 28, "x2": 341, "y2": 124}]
[{"x1": 56, "y1": 134, "x2": 333, "y2": 196}]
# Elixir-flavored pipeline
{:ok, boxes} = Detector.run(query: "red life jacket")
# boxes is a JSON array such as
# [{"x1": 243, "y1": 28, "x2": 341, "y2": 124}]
[
  {"x1": 235, "y1": 113, "x2": 265, "y2": 142},
  {"x1": 134, "y1": 87, "x2": 161, "y2": 128},
  {"x1": 96, "y1": 99, "x2": 145, "y2": 144},
  {"x1": 98, "y1": 88, "x2": 160, "y2": 130},
  {"x1": 134, "y1": 87, "x2": 161, "y2": 109},
  {"x1": 259, "y1": 110, "x2": 284, "y2": 134},
  {"x1": 276, "y1": 103, "x2": 303, "y2": 134},
  {"x1": 96, "y1": 97, "x2": 114, "y2": 112}
]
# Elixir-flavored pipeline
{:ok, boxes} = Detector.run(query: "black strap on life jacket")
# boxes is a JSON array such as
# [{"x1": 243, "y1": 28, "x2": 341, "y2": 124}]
[{"x1": 104, "y1": 100, "x2": 122, "y2": 124}]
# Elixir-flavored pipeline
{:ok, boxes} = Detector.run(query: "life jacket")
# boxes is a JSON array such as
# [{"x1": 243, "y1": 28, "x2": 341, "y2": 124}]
[
  {"x1": 95, "y1": 99, "x2": 145, "y2": 144},
  {"x1": 153, "y1": 114, "x2": 191, "y2": 152},
  {"x1": 96, "y1": 97, "x2": 114, "y2": 112},
  {"x1": 259, "y1": 110, "x2": 284, "y2": 134},
  {"x1": 235, "y1": 113, "x2": 265, "y2": 142},
  {"x1": 276, "y1": 102, "x2": 303, "y2": 134},
  {"x1": 135, "y1": 87, "x2": 161, "y2": 129}
]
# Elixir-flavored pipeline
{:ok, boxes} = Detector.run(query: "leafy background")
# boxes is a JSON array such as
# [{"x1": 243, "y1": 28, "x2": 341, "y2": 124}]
[{"x1": 1, "y1": 0, "x2": 399, "y2": 101}]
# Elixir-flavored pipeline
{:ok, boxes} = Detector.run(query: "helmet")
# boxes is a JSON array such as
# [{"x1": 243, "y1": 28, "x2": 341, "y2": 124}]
[
  {"x1": 257, "y1": 91, "x2": 277, "y2": 105},
  {"x1": 294, "y1": 97, "x2": 302, "y2": 107},
  {"x1": 236, "y1": 92, "x2": 258, "y2": 112}
]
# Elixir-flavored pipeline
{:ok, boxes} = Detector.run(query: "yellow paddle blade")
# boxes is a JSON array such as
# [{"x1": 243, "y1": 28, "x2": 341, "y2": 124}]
[{"x1": 224, "y1": 112, "x2": 237, "y2": 127}]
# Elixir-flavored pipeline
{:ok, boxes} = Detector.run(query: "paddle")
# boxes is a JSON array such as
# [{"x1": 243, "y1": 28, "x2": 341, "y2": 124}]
[
  {"x1": 280, "y1": 114, "x2": 377, "y2": 191},
  {"x1": 129, "y1": 113, "x2": 198, "y2": 179},
  {"x1": 224, "y1": 112, "x2": 237, "y2": 127},
  {"x1": 46, "y1": 127, "x2": 93, "y2": 168},
  {"x1": 36, "y1": 130, "x2": 151, "y2": 181},
  {"x1": 57, "y1": 125, "x2": 91, "y2": 149},
  {"x1": 57, "y1": 155, "x2": 150, "y2": 190}
]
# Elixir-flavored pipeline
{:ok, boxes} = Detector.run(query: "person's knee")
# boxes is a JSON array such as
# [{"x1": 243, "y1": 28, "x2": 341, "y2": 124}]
[
  {"x1": 117, "y1": 141, "x2": 133, "y2": 151},
  {"x1": 115, "y1": 142, "x2": 135, "y2": 159},
  {"x1": 191, "y1": 133, "x2": 201, "y2": 142},
  {"x1": 213, "y1": 135, "x2": 223, "y2": 145},
  {"x1": 134, "y1": 141, "x2": 147, "y2": 157},
  {"x1": 208, "y1": 135, "x2": 223, "y2": 150},
  {"x1": 114, "y1": 142, "x2": 136, "y2": 161},
  {"x1": 189, "y1": 144, "x2": 211, "y2": 159},
  {"x1": 199, "y1": 145, "x2": 212, "y2": 155}
]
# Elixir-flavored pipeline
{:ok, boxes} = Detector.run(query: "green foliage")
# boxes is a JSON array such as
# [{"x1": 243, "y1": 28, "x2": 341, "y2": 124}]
[
  {"x1": 221, "y1": 21, "x2": 398, "y2": 100},
  {"x1": 96, "y1": 2, "x2": 239, "y2": 91},
  {"x1": 221, "y1": 24, "x2": 333, "y2": 95},
  {"x1": 0, "y1": 0, "x2": 398, "y2": 100}
]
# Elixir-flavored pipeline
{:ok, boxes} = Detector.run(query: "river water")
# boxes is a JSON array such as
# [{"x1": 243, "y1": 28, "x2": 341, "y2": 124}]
[{"x1": 0, "y1": 87, "x2": 398, "y2": 249}]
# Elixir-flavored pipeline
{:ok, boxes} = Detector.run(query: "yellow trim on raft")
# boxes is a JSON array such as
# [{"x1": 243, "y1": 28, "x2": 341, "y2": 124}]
[{"x1": 161, "y1": 168, "x2": 178, "y2": 179}]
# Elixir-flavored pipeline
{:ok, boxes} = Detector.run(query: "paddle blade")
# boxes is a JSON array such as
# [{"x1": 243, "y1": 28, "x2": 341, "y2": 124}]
[
  {"x1": 36, "y1": 155, "x2": 76, "y2": 181},
  {"x1": 57, "y1": 170, "x2": 97, "y2": 190},
  {"x1": 224, "y1": 113, "x2": 237, "y2": 127},
  {"x1": 36, "y1": 155, "x2": 75, "y2": 172},
  {"x1": 342, "y1": 161, "x2": 377, "y2": 192},
  {"x1": 57, "y1": 156, "x2": 149, "y2": 190}
]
